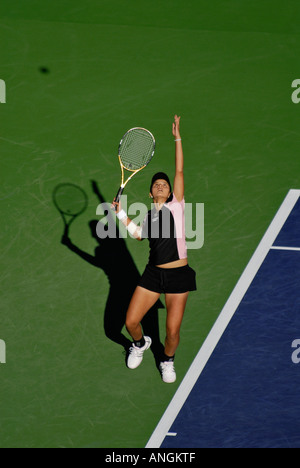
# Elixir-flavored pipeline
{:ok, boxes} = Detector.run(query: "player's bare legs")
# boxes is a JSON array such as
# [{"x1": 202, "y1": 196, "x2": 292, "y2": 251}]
[
  {"x1": 126, "y1": 286, "x2": 161, "y2": 340},
  {"x1": 164, "y1": 292, "x2": 189, "y2": 356},
  {"x1": 125, "y1": 286, "x2": 160, "y2": 369},
  {"x1": 159, "y1": 292, "x2": 189, "y2": 383}
]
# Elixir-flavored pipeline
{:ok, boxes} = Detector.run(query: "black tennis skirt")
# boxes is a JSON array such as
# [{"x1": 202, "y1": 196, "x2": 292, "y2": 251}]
[{"x1": 139, "y1": 264, "x2": 197, "y2": 294}]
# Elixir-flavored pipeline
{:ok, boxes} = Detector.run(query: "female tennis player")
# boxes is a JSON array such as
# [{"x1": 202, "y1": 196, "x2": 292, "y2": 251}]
[{"x1": 112, "y1": 115, "x2": 197, "y2": 383}]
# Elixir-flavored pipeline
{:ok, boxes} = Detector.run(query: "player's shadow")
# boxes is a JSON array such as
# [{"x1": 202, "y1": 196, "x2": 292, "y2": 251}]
[{"x1": 60, "y1": 180, "x2": 165, "y2": 368}]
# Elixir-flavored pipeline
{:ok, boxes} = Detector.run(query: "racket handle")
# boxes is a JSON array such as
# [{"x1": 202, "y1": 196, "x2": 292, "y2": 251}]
[{"x1": 114, "y1": 187, "x2": 124, "y2": 209}]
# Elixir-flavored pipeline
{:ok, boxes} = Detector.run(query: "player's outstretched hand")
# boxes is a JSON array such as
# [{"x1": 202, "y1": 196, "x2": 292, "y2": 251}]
[{"x1": 172, "y1": 114, "x2": 181, "y2": 139}]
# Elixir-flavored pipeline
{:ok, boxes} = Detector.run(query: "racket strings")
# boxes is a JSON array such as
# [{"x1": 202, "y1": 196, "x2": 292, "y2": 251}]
[{"x1": 119, "y1": 129, "x2": 155, "y2": 171}]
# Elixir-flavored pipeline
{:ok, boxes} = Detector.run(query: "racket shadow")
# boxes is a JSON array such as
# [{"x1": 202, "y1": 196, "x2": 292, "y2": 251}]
[{"x1": 58, "y1": 180, "x2": 165, "y2": 369}]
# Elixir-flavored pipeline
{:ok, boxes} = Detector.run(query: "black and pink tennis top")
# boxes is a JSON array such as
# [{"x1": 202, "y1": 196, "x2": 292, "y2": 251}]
[{"x1": 141, "y1": 193, "x2": 188, "y2": 266}]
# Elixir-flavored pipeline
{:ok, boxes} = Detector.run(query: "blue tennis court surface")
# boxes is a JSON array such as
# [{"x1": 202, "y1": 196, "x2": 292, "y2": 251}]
[{"x1": 147, "y1": 190, "x2": 300, "y2": 448}]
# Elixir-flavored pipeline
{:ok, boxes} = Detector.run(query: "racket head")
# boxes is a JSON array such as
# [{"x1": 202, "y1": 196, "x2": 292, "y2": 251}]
[
  {"x1": 118, "y1": 127, "x2": 155, "y2": 171},
  {"x1": 53, "y1": 183, "x2": 88, "y2": 217}
]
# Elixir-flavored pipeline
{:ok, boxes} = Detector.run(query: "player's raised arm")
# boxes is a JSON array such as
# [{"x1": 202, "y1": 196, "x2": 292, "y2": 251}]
[{"x1": 172, "y1": 115, "x2": 184, "y2": 202}]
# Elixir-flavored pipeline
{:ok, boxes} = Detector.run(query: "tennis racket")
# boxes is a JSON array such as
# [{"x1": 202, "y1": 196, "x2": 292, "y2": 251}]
[
  {"x1": 114, "y1": 127, "x2": 155, "y2": 209},
  {"x1": 53, "y1": 183, "x2": 88, "y2": 233}
]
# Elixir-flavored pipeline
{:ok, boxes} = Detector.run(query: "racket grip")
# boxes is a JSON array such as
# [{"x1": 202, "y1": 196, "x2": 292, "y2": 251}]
[{"x1": 114, "y1": 187, "x2": 124, "y2": 208}]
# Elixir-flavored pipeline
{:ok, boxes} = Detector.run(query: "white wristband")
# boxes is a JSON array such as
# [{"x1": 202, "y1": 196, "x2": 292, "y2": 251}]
[
  {"x1": 117, "y1": 209, "x2": 127, "y2": 221},
  {"x1": 127, "y1": 221, "x2": 138, "y2": 236},
  {"x1": 174, "y1": 138, "x2": 182, "y2": 142}
]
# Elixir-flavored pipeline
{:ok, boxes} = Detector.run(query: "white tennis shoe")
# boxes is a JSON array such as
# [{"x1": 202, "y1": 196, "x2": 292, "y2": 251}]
[
  {"x1": 127, "y1": 336, "x2": 152, "y2": 370},
  {"x1": 160, "y1": 361, "x2": 177, "y2": 384}
]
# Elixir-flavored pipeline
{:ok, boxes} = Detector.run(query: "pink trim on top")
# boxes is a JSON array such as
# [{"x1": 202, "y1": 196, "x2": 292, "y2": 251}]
[{"x1": 166, "y1": 193, "x2": 188, "y2": 260}]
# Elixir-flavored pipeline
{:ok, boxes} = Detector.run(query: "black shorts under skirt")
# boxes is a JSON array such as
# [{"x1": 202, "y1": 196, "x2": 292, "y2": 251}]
[{"x1": 138, "y1": 264, "x2": 197, "y2": 294}]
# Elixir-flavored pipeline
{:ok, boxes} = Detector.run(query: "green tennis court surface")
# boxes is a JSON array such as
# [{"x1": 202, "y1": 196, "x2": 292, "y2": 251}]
[{"x1": 1, "y1": 1, "x2": 300, "y2": 448}]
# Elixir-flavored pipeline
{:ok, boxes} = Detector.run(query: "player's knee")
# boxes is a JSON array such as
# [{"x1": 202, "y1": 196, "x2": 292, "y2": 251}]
[{"x1": 125, "y1": 317, "x2": 139, "y2": 333}]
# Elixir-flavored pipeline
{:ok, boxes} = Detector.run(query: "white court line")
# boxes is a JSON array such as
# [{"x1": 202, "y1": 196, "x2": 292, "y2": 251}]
[
  {"x1": 146, "y1": 189, "x2": 300, "y2": 449},
  {"x1": 271, "y1": 246, "x2": 300, "y2": 251}
]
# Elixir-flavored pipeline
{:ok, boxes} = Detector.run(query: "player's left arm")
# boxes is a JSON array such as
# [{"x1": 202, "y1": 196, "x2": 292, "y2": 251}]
[{"x1": 172, "y1": 114, "x2": 184, "y2": 202}]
